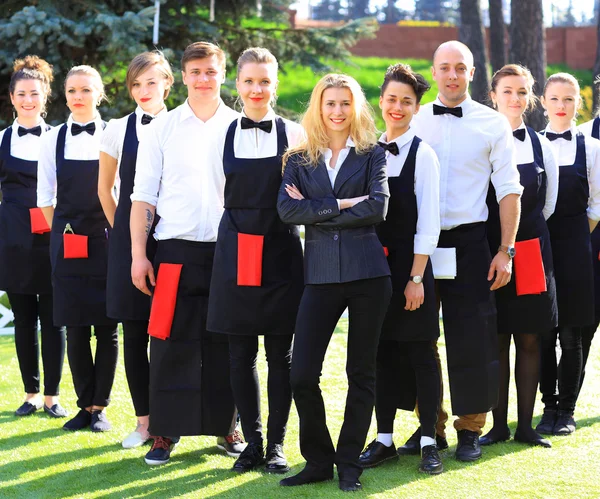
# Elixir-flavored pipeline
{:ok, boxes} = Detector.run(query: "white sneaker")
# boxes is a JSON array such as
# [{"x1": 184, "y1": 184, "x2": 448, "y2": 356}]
[{"x1": 122, "y1": 424, "x2": 150, "y2": 449}]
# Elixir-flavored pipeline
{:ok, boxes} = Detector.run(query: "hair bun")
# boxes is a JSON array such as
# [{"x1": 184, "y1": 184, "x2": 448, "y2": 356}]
[{"x1": 13, "y1": 55, "x2": 54, "y2": 84}]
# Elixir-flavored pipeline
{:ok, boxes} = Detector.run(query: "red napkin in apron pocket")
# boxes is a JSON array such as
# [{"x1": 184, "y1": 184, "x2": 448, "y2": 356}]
[
  {"x1": 383, "y1": 246, "x2": 389, "y2": 257},
  {"x1": 148, "y1": 263, "x2": 183, "y2": 340},
  {"x1": 63, "y1": 224, "x2": 88, "y2": 259},
  {"x1": 514, "y1": 238, "x2": 546, "y2": 295},
  {"x1": 30, "y1": 207, "x2": 51, "y2": 234},
  {"x1": 237, "y1": 233, "x2": 264, "y2": 286}
]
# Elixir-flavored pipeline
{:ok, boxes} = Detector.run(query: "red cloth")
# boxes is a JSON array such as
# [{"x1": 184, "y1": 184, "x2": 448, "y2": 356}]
[
  {"x1": 30, "y1": 208, "x2": 50, "y2": 234},
  {"x1": 383, "y1": 246, "x2": 389, "y2": 257},
  {"x1": 148, "y1": 263, "x2": 183, "y2": 340},
  {"x1": 514, "y1": 238, "x2": 546, "y2": 296},
  {"x1": 63, "y1": 233, "x2": 88, "y2": 259},
  {"x1": 237, "y1": 233, "x2": 264, "y2": 286}
]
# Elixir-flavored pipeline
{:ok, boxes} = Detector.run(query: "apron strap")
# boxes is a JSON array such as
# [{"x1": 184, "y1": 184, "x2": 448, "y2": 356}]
[
  {"x1": 0, "y1": 126, "x2": 12, "y2": 159},
  {"x1": 124, "y1": 112, "x2": 138, "y2": 143},
  {"x1": 55, "y1": 124, "x2": 68, "y2": 172},
  {"x1": 593, "y1": 116, "x2": 600, "y2": 140},
  {"x1": 527, "y1": 127, "x2": 544, "y2": 171},
  {"x1": 222, "y1": 118, "x2": 238, "y2": 165},
  {"x1": 402, "y1": 136, "x2": 421, "y2": 181},
  {"x1": 574, "y1": 132, "x2": 587, "y2": 170},
  {"x1": 275, "y1": 117, "x2": 289, "y2": 158}
]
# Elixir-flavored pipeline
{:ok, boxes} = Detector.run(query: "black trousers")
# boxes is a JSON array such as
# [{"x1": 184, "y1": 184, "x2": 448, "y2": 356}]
[
  {"x1": 228, "y1": 334, "x2": 293, "y2": 445},
  {"x1": 123, "y1": 320, "x2": 150, "y2": 417},
  {"x1": 66, "y1": 325, "x2": 118, "y2": 408},
  {"x1": 8, "y1": 292, "x2": 65, "y2": 395},
  {"x1": 540, "y1": 326, "x2": 582, "y2": 413},
  {"x1": 291, "y1": 276, "x2": 392, "y2": 481},
  {"x1": 578, "y1": 321, "x2": 598, "y2": 395},
  {"x1": 376, "y1": 339, "x2": 440, "y2": 439}
]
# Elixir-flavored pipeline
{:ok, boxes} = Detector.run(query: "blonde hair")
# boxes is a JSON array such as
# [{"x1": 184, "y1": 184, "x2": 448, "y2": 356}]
[
  {"x1": 284, "y1": 73, "x2": 377, "y2": 167},
  {"x1": 490, "y1": 64, "x2": 538, "y2": 112},
  {"x1": 65, "y1": 65, "x2": 107, "y2": 104},
  {"x1": 543, "y1": 72, "x2": 582, "y2": 113},
  {"x1": 126, "y1": 51, "x2": 174, "y2": 99},
  {"x1": 181, "y1": 41, "x2": 226, "y2": 72},
  {"x1": 236, "y1": 47, "x2": 278, "y2": 77}
]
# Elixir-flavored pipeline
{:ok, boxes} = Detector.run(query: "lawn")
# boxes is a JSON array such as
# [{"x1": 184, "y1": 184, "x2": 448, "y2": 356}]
[{"x1": 0, "y1": 319, "x2": 599, "y2": 498}]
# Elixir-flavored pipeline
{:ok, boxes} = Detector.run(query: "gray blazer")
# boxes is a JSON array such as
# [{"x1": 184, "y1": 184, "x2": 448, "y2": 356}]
[{"x1": 277, "y1": 146, "x2": 390, "y2": 284}]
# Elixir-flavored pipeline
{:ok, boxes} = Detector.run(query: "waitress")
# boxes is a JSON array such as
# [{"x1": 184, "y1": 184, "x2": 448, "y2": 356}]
[
  {"x1": 481, "y1": 64, "x2": 558, "y2": 448},
  {"x1": 0, "y1": 56, "x2": 66, "y2": 418},
  {"x1": 99, "y1": 51, "x2": 172, "y2": 448},
  {"x1": 537, "y1": 72, "x2": 600, "y2": 437},
  {"x1": 37, "y1": 65, "x2": 118, "y2": 433}
]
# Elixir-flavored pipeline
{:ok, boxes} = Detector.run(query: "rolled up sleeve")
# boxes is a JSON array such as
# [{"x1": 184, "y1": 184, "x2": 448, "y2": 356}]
[
  {"x1": 491, "y1": 122, "x2": 523, "y2": 202},
  {"x1": 131, "y1": 121, "x2": 162, "y2": 207}
]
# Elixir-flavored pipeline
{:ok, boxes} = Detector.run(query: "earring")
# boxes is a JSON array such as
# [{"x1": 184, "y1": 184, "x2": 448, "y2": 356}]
[
  {"x1": 543, "y1": 110, "x2": 548, "y2": 116},
  {"x1": 41, "y1": 110, "x2": 47, "y2": 119}
]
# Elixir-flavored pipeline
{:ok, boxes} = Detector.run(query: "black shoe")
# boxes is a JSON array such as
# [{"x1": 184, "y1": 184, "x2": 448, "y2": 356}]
[
  {"x1": 279, "y1": 466, "x2": 334, "y2": 486},
  {"x1": 535, "y1": 408, "x2": 557, "y2": 435},
  {"x1": 513, "y1": 428, "x2": 552, "y2": 448},
  {"x1": 397, "y1": 428, "x2": 421, "y2": 455},
  {"x1": 232, "y1": 442, "x2": 265, "y2": 473},
  {"x1": 479, "y1": 428, "x2": 511, "y2": 446},
  {"x1": 15, "y1": 400, "x2": 42, "y2": 417},
  {"x1": 90, "y1": 410, "x2": 112, "y2": 432},
  {"x1": 553, "y1": 411, "x2": 576, "y2": 436},
  {"x1": 419, "y1": 444, "x2": 444, "y2": 475},
  {"x1": 455, "y1": 430, "x2": 482, "y2": 462},
  {"x1": 216, "y1": 428, "x2": 247, "y2": 457},
  {"x1": 339, "y1": 479, "x2": 362, "y2": 492},
  {"x1": 63, "y1": 409, "x2": 92, "y2": 431},
  {"x1": 436, "y1": 434, "x2": 449, "y2": 451},
  {"x1": 265, "y1": 443, "x2": 289, "y2": 474},
  {"x1": 359, "y1": 439, "x2": 397, "y2": 468},
  {"x1": 145, "y1": 436, "x2": 179, "y2": 465},
  {"x1": 44, "y1": 403, "x2": 68, "y2": 418}
]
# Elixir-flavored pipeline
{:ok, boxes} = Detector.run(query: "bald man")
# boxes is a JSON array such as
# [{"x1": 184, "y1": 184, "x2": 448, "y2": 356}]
[{"x1": 411, "y1": 41, "x2": 522, "y2": 461}]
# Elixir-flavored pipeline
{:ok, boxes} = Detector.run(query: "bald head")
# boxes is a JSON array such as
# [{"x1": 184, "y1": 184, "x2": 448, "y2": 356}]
[
  {"x1": 431, "y1": 40, "x2": 475, "y2": 107},
  {"x1": 433, "y1": 41, "x2": 474, "y2": 69}
]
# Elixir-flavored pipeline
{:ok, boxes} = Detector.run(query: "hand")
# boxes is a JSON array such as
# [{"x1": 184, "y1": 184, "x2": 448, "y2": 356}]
[
  {"x1": 132, "y1": 256, "x2": 156, "y2": 296},
  {"x1": 285, "y1": 183, "x2": 305, "y2": 200},
  {"x1": 404, "y1": 280, "x2": 424, "y2": 311},
  {"x1": 339, "y1": 195, "x2": 368, "y2": 210},
  {"x1": 488, "y1": 251, "x2": 512, "y2": 291}
]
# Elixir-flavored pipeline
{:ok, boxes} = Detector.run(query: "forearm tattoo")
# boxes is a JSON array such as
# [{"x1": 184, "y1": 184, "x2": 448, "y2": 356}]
[{"x1": 145, "y1": 209, "x2": 154, "y2": 235}]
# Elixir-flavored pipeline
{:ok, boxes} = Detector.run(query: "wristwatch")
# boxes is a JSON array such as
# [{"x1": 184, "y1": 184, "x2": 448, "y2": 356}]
[
  {"x1": 498, "y1": 245, "x2": 516, "y2": 260},
  {"x1": 410, "y1": 275, "x2": 423, "y2": 284}
]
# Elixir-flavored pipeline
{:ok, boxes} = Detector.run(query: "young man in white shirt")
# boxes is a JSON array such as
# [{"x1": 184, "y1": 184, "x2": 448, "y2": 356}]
[
  {"x1": 130, "y1": 41, "x2": 243, "y2": 466},
  {"x1": 411, "y1": 40, "x2": 522, "y2": 461}
]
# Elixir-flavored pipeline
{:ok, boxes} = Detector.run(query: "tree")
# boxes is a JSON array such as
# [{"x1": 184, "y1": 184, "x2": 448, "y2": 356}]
[
  {"x1": 414, "y1": 0, "x2": 443, "y2": 21},
  {"x1": 510, "y1": 0, "x2": 546, "y2": 129},
  {"x1": 488, "y1": 0, "x2": 506, "y2": 73},
  {"x1": 459, "y1": 0, "x2": 490, "y2": 104},
  {"x1": 347, "y1": 0, "x2": 370, "y2": 19},
  {"x1": 311, "y1": 0, "x2": 344, "y2": 21}
]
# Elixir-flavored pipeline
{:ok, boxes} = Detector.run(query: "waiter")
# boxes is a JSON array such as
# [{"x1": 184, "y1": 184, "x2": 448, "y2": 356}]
[{"x1": 411, "y1": 41, "x2": 522, "y2": 461}]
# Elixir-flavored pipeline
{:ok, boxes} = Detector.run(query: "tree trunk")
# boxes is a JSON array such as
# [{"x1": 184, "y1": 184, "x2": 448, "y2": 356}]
[
  {"x1": 510, "y1": 0, "x2": 546, "y2": 130},
  {"x1": 386, "y1": 0, "x2": 395, "y2": 23},
  {"x1": 594, "y1": 4, "x2": 600, "y2": 115},
  {"x1": 489, "y1": 0, "x2": 506, "y2": 72},
  {"x1": 459, "y1": 0, "x2": 491, "y2": 104}
]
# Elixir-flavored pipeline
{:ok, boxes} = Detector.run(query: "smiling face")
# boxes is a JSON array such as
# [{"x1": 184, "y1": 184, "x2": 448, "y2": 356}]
[
  {"x1": 65, "y1": 74, "x2": 102, "y2": 121},
  {"x1": 491, "y1": 75, "x2": 530, "y2": 122},
  {"x1": 10, "y1": 79, "x2": 45, "y2": 122},
  {"x1": 182, "y1": 55, "x2": 225, "y2": 103},
  {"x1": 321, "y1": 86, "x2": 353, "y2": 136},
  {"x1": 431, "y1": 44, "x2": 475, "y2": 106},
  {"x1": 542, "y1": 81, "x2": 579, "y2": 131},
  {"x1": 236, "y1": 62, "x2": 277, "y2": 115},
  {"x1": 130, "y1": 65, "x2": 169, "y2": 113},
  {"x1": 379, "y1": 80, "x2": 419, "y2": 139}
]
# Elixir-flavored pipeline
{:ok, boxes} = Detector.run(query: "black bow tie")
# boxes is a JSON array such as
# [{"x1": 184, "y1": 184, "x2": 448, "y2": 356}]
[
  {"x1": 17, "y1": 125, "x2": 42, "y2": 137},
  {"x1": 241, "y1": 116, "x2": 272, "y2": 133},
  {"x1": 546, "y1": 130, "x2": 572, "y2": 142},
  {"x1": 433, "y1": 104, "x2": 463, "y2": 118},
  {"x1": 513, "y1": 129, "x2": 526, "y2": 142},
  {"x1": 141, "y1": 114, "x2": 154, "y2": 125},
  {"x1": 377, "y1": 141, "x2": 399, "y2": 156},
  {"x1": 71, "y1": 122, "x2": 96, "y2": 136}
]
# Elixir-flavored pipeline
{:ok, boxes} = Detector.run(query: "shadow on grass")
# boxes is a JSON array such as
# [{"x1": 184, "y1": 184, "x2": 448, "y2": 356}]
[{"x1": 0, "y1": 426, "x2": 65, "y2": 452}]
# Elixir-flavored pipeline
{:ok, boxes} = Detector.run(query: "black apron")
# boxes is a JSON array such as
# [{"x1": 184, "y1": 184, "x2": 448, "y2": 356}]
[
  {"x1": 589, "y1": 117, "x2": 600, "y2": 322},
  {"x1": 106, "y1": 113, "x2": 157, "y2": 320},
  {"x1": 0, "y1": 126, "x2": 52, "y2": 294},
  {"x1": 486, "y1": 127, "x2": 557, "y2": 335},
  {"x1": 545, "y1": 132, "x2": 595, "y2": 327},
  {"x1": 207, "y1": 117, "x2": 304, "y2": 336},
  {"x1": 149, "y1": 239, "x2": 235, "y2": 437},
  {"x1": 50, "y1": 123, "x2": 116, "y2": 327},
  {"x1": 377, "y1": 136, "x2": 439, "y2": 342}
]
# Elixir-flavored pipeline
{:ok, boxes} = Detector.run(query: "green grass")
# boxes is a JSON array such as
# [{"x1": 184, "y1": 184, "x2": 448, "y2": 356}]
[{"x1": 0, "y1": 319, "x2": 599, "y2": 498}]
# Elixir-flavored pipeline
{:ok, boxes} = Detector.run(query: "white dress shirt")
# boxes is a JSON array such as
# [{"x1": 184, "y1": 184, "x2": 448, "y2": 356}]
[
  {"x1": 0, "y1": 119, "x2": 49, "y2": 165},
  {"x1": 543, "y1": 124, "x2": 600, "y2": 221},
  {"x1": 513, "y1": 121, "x2": 558, "y2": 220},
  {"x1": 380, "y1": 129, "x2": 440, "y2": 255},
  {"x1": 578, "y1": 117, "x2": 598, "y2": 138},
  {"x1": 37, "y1": 114, "x2": 104, "y2": 207},
  {"x1": 412, "y1": 95, "x2": 522, "y2": 231},
  {"x1": 131, "y1": 99, "x2": 240, "y2": 242},
  {"x1": 322, "y1": 137, "x2": 355, "y2": 188}
]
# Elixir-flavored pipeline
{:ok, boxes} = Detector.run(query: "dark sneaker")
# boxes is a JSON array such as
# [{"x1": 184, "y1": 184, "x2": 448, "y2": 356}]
[
  {"x1": 359, "y1": 439, "x2": 397, "y2": 468},
  {"x1": 90, "y1": 410, "x2": 112, "y2": 432},
  {"x1": 232, "y1": 442, "x2": 265, "y2": 472},
  {"x1": 419, "y1": 444, "x2": 443, "y2": 474},
  {"x1": 44, "y1": 403, "x2": 68, "y2": 418},
  {"x1": 265, "y1": 443, "x2": 290, "y2": 473},
  {"x1": 339, "y1": 479, "x2": 362, "y2": 492},
  {"x1": 145, "y1": 436, "x2": 179, "y2": 465},
  {"x1": 455, "y1": 430, "x2": 481, "y2": 462},
  {"x1": 15, "y1": 400, "x2": 43, "y2": 417},
  {"x1": 63, "y1": 409, "x2": 92, "y2": 431},
  {"x1": 217, "y1": 429, "x2": 247, "y2": 457},
  {"x1": 536, "y1": 408, "x2": 557, "y2": 435},
  {"x1": 436, "y1": 433, "x2": 449, "y2": 451},
  {"x1": 396, "y1": 428, "x2": 421, "y2": 455},
  {"x1": 553, "y1": 411, "x2": 576, "y2": 436}
]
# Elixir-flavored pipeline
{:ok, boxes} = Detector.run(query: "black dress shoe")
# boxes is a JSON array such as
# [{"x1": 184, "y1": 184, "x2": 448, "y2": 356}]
[
  {"x1": 339, "y1": 479, "x2": 362, "y2": 492},
  {"x1": 63, "y1": 409, "x2": 92, "y2": 431},
  {"x1": 419, "y1": 444, "x2": 443, "y2": 475},
  {"x1": 279, "y1": 466, "x2": 333, "y2": 486},
  {"x1": 479, "y1": 428, "x2": 511, "y2": 446},
  {"x1": 359, "y1": 439, "x2": 397, "y2": 468},
  {"x1": 553, "y1": 411, "x2": 576, "y2": 436},
  {"x1": 535, "y1": 408, "x2": 557, "y2": 435},
  {"x1": 436, "y1": 434, "x2": 449, "y2": 451},
  {"x1": 397, "y1": 428, "x2": 421, "y2": 455},
  {"x1": 513, "y1": 429, "x2": 552, "y2": 448},
  {"x1": 265, "y1": 443, "x2": 289, "y2": 474},
  {"x1": 15, "y1": 400, "x2": 42, "y2": 417},
  {"x1": 44, "y1": 403, "x2": 68, "y2": 418},
  {"x1": 232, "y1": 442, "x2": 265, "y2": 472},
  {"x1": 455, "y1": 430, "x2": 482, "y2": 462}
]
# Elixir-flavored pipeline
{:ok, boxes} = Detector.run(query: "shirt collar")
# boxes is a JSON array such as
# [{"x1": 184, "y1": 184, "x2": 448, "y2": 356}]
[
  {"x1": 545, "y1": 123, "x2": 577, "y2": 135},
  {"x1": 379, "y1": 127, "x2": 415, "y2": 150},
  {"x1": 241, "y1": 108, "x2": 275, "y2": 122},
  {"x1": 135, "y1": 105, "x2": 166, "y2": 120},
  {"x1": 67, "y1": 114, "x2": 102, "y2": 128},
  {"x1": 179, "y1": 98, "x2": 226, "y2": 124},
  {"x1": 320, "y1": 137, "x2": 355, "y2": 160},
  {"x1": 514, "y1": 120, "x2": 526, "y2": 131},
  {"x1": 434, "y1": 93, "x2": 472, "y2": 111},
  {"x1": 13, "y1": 118, "x2": 46, "y2": 131}
]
